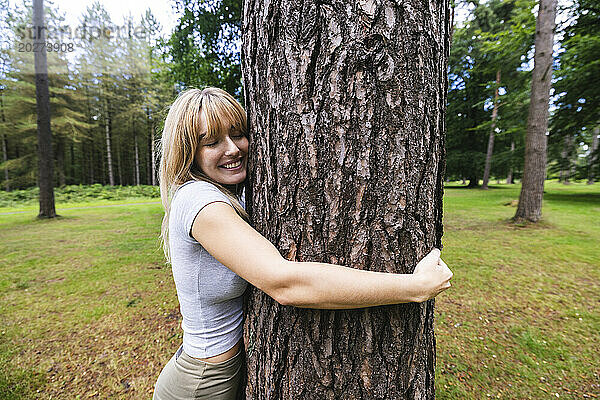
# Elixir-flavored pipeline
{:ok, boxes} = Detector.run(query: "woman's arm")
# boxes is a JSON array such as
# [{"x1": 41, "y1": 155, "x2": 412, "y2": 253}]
[{"x1": 191, "y1": 202, "x2": 452, "y2": 309}]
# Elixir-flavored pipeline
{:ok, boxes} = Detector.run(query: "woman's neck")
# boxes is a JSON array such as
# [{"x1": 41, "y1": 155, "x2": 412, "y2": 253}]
[{"x1": 223, "y1": 183, "x2": 239, "y2": 195}]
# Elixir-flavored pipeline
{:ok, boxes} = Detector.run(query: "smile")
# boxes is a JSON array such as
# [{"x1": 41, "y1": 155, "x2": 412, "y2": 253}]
[{"x1": 219, "y1": 160, "x2": 243, "y2": 170}]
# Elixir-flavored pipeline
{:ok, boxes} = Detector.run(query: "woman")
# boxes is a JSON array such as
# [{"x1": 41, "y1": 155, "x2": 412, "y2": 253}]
[{"x1": 153, "y1": 87, "x2": 453, "y2": 399}]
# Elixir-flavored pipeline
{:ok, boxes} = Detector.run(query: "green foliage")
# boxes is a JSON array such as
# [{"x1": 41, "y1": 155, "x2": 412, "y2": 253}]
[
  {"x1": 167, "y1": 0, "x2": 242, "y2": 97},
  {"x1": 0, "y1": 184, "x2": 159, "y2": 207},
  {"x1": 550, "y1": 0, "x2": 600, "y2": 181},
  {"x1": 0, "y1": 2, "x2": 175, "y2": 192},
  {"x1": 447, "y1": 0, "x2": 535, "y2": 185}
]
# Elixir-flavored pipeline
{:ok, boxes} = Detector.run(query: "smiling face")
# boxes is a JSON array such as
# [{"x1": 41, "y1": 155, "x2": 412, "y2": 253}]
[{"x1": 194, "y1": 111, "x2": 249, "y2": 186}]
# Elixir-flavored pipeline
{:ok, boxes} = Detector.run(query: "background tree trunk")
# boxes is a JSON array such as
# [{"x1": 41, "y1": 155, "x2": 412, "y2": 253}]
[
  {"x1": 134, "y1": 118, "x2": 140, "y2": 186},
  {"x1": 33, "y1": 0, "x2": 56, "y2": 218},
  {"x1": 146, "y1": 107, "x2": 153, "y2": 185},
  {"x1": 116, "y1": 137, "x2": 123, "y2": 185},
  {"x1": 514, "y1": 0, "x2": 557, "y2": 222},
  {"x1": 55, "y1": 136, "x2": 66, "y2": 187},
  {"x1": 151, "y1": 123, "x2": 157, "y2": 186},
  {"x1": 1, "y1": 132, "x2": 8, "y2": 191},
  {"x1": 482, "y1": 69, "x2": 501, "y2": 190},
  {"x1": 242, "y1": 0, "x2": 450, "y2": 398},
  {"x1": 1, "y1": 88, "x2": 9, "y2": 191},
  {"x1": 560, "y1": 134, "x2": 574, "y2": 184},
  {"x1": 88, "y1": 138, "x2": 95, "y2": 184},
  {"x1": 507, "y1": 140, "x2": 515, "y2": 184},
  {"x1": 587, "y1": 126, "x2": 599, "y2": 184},
  {"x1": 69, "y1": 142, "x2": 75, "y2": 185},
  {"x1": 104, "y1": 97, "x2": 114, "y2": 186}
]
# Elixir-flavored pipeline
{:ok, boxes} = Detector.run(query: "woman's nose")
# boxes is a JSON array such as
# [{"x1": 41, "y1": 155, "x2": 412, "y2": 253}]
[{"x1": 224, "y1": 136, "x2": 240, "y2": 156}]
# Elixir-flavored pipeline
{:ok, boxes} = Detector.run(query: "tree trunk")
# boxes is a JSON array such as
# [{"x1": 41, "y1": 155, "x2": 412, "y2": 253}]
[
  {"x1": 467, "y1": 175, "x2": 479, "y2": 187},
  {"x1": 82, "y1": 141, "x2": 87, "y2": 183},
  {"x1": 587, "y1": 126, "x2": 599, "y2": 184},
  {"x1": 507, "y1": 140, "x2": 515, "y2": 184},
  {"x1": 89, "y1": 138, "x2": 95, "y2": 184},
  {"x1": 134, "y1": 118, "x2": 140, "y2": 186},
  {"x1": 514, "y1": 0, "x2": 557, "y2": 222},
  {"x1": 151, "y1": 123, "x2": 157, "y2": 186},
  {"x1": 116, "y1": 137, "x2": 123, "y2": 185},
  {"x1": 147, "y1": 106, "x2": 153, "y2": 185},
  {"x1": 1, "y1": 132, "x2": 8, "y2": 191},
  {"x1": 242, "y1": 0, "x2": 450, "y2": 398},
  {"x1": 560, "y1": 135, "x2": 574, "y2": 184},
  {"x1": 56, "y1": 136, "x2": 66, "y2": 187},
  {"x1": 1, "y1": 89, "x2": 9, "y2": 191},
  {"x1": 33, "y1": 0, "x2": 56, "y2": 218},
  {"x1": 70, "y1": 141, "x2": 75, "y2": 185},
  {"x1": 104, "y1": 97, "x2": 114, "y2": 186},
  {"x1": 482, "y1": 69, "x2": 501, "y2": 190}
]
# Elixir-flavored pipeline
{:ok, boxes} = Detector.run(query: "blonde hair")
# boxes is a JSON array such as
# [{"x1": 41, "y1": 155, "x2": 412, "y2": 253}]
[{"x1": 159, "y1": 87, "x2": 249, "y2": 263}]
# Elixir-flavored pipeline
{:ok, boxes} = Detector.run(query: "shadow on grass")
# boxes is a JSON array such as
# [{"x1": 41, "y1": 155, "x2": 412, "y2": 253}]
[
  {"x1": 444, "y1": 185, "x2": 515, "y2": 190},
  {"x1": 544, "y1": 192, "x2": 600, "y2": 205},
  {"x1": 502, "y1": 217, "x2": 556, "y2": 230}
]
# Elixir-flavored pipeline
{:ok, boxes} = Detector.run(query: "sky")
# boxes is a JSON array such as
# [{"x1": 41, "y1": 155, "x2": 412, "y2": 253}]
[{"x1": 53, "y1": 0, "x2": 179, "y2": 38}]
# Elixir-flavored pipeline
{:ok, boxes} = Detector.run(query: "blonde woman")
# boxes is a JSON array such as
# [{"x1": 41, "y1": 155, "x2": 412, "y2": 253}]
[{"x1": 153, "y1": 87, "x2": 453, "y2": 399}]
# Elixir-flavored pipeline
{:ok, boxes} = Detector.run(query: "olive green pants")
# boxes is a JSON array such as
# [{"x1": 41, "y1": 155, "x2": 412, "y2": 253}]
[{"x1": 153, "y1": 346, "x2": 244, "y2": 400}]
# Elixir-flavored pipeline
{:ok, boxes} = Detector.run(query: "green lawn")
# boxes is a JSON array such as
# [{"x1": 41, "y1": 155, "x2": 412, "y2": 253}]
[
  {"x1": 1, "y1": 181, "x2": 598, "y2": 399},
  {"x1": 437, "y1": 181, "x2": 599, "y2": 399}
]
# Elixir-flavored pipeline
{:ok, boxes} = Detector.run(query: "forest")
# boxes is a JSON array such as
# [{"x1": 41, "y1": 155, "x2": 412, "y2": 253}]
[
  {"x1": 0, "y1": 0, "x2": 598, "y2": 192},
  {"x1": 1, "y1": 0, "x2": 599, "y2": 398}
]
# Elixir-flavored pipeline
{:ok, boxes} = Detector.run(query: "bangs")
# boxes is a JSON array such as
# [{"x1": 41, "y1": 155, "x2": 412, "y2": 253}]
[{"x1": 201, "y1": 92, "x2": 247, "y2": 141}]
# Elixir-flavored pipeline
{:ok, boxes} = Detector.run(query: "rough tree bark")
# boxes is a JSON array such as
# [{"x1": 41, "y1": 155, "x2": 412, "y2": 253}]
[
  {"x1": 33, "y1": 0, "x2": 56, "y2": 218},
  {"x1": 242, "y1": 0, "x2": 450, "y2": 398},
  {"x1": 482, "y1": 69, "x2": 501, "y2": 190},
  {"x1": 514, "y1": 0, "x2": 557, "y2": 222}
]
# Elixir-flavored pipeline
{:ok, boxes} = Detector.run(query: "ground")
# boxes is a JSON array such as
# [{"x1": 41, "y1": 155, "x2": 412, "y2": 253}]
[{"x1": 0, "y1": 181, "x2": 598, "y2": 399}]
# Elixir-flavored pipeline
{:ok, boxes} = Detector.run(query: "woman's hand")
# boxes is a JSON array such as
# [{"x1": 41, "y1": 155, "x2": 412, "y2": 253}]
[{"x1": 412, "y1": 248, "x2": 453, "y2": 302}]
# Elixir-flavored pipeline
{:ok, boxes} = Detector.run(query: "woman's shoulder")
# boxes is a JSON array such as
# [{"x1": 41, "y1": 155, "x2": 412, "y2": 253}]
[
  {"x1": 172, "y1": 180, "x2": 230, "y2": 208},
  {"x1": 170, "y1": 180, "x2": 233, "y2": 231},
  {"x1": 176, "y1": 180, "x2": 219, "y2": 195}
]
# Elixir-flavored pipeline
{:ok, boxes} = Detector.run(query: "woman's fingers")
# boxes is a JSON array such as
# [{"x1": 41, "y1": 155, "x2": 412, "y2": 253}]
[{"x1": 438, "y1": 258, "x2": 453, "y2": 280}]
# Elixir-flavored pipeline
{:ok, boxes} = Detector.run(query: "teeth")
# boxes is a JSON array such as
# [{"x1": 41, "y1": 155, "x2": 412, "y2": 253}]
[{"x1": 222, "y1": 160, "x2": 241, "y2": 169}]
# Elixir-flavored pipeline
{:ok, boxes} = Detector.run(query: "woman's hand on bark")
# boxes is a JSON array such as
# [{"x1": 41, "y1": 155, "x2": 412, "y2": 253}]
[{"x1": 412, "y1": 248, "x2": 453, "y2": 302}]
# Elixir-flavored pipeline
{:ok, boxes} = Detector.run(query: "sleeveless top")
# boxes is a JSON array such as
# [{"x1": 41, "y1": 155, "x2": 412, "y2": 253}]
[{"x1": 169, "y1": 180, "x2": 248, "y2": 358}]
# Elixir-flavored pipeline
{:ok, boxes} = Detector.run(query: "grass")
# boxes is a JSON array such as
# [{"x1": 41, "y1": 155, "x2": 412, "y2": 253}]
[
  {"x1": 436, "y1": 181, "x2": 600, "y2": 399},
  {"x1": 0, "y1": 180, "x2": 599, "y2": 399}
]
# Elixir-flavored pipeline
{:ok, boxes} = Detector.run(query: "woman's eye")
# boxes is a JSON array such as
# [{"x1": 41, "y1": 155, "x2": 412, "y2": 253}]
[{"x1": 204, "y1": 141, "x2": 218, "y2": 147}]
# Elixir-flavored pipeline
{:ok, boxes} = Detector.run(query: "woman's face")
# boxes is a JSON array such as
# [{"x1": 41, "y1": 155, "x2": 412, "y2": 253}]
[{"x1": 194, "y1": 113, "x2": 248, "y2": 186}]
